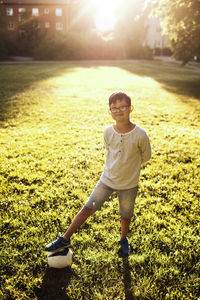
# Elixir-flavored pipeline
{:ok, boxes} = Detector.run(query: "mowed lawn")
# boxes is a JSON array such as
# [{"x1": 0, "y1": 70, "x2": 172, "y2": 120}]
[{"x1": 0, "y1": 60, "x2": 199, "y2": 300}]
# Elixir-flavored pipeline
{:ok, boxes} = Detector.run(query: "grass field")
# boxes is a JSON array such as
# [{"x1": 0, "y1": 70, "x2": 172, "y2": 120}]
[{"x1": 0, "y1": 60, "x2": 200, "y2": 300}]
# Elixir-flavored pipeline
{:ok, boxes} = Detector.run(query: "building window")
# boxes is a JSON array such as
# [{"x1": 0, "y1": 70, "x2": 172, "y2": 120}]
[
  {"x1": 19, "y1": 30, "x2": 26, "y2": 38},
  {"x1": 56, "y1": 22, "x2": 63, "y2": 30},
  {"x1": 55, "y1": 8, "x2": 62, "y2": 16},
  {"x1": 8, "y1": 23, "x2": 14, "y2": 30},
  {"x1": 45, "y1": 22, "x2": 50, "y2": 29},
  {"x1": 7, "y1": 8, "x2": 13, "y2": 16},
  {"x1": 18, "y1": 8, "x2": 26, "y2": 22},
  {"x1": 18, "y1": 8, "x2": 26, "y2": 13},
  {"x1": 32, "y1": 8, "x2": 39, "y2": 16},
  {"x1": 44, "y1": 8, "x2": 49, "y2": 14}
]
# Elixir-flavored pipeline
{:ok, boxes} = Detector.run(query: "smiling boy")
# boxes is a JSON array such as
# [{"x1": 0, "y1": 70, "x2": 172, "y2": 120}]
[{"x1": 45, "y1": 92, "x2": 151, "y2": 256}]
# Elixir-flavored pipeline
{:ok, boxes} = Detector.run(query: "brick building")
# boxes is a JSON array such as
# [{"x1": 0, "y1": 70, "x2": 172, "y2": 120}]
[
  {"x1": 0, "y1": 0, "x2": 77, "y2": 36},
  {"x1": 0, "y1": 1, "x2": 171, "y2": 56}
]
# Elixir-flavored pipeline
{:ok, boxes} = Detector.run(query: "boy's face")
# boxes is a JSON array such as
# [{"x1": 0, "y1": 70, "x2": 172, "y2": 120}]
[{"x1": 109, "y1": 98, "x2": 133, "y2": 122}]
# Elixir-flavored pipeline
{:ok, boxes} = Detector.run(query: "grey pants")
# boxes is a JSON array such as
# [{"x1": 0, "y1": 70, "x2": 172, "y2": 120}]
[{"x1": 85, "y1": 180, "x2": 138, "y2": 219}]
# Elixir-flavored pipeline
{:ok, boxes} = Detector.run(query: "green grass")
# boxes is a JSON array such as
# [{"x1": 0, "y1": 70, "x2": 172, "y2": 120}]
[{"x1": 0, "y1": 60, "x2": 200, "y2": 300}]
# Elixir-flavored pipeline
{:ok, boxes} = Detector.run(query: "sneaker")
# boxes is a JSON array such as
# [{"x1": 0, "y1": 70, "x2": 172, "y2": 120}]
[
  {"x1": 45, "y1": 236, "x2": 71, "y2": 253},
  {"x1": 118, "y1": 238, "x2": 132, "y2": 257}
]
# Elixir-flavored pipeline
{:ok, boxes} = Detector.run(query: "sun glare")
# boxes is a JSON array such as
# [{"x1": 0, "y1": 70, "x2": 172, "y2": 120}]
[{"x1": 90, "y1": 0, "x2": 123, "y2": 32}]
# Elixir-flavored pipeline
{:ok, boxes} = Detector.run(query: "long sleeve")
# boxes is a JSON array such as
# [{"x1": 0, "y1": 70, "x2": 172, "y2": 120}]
[
  {"x1": 103, "y1": 129, "x2": 109, "y2": 151},
  {"x1": 139, "y1": 132, "x2": 151, "y2": 164},
  {"x1": 101, "y1": 125, "x2": 151, "y2": 189}
]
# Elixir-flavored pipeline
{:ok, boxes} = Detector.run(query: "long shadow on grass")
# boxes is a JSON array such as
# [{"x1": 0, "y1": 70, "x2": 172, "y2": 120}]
[
  {"x1": 112, "y1": 60, "x2": 200, "y2": 102},
  {"x1": 34, "y1": 267, "x2": 74, "y2": 300},
  {"x1": 0, "y1": 63, "x2": 78, "y2": 124},
  {"x1": 121, "y1": 256, "x2": 136, "y2": 300},
  {"x1": 1, "y1": 61, "x2": 199, "y2": 126}
]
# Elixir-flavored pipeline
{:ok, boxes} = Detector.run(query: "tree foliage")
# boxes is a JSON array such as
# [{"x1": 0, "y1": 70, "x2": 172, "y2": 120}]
[
  {"x1": 17, "y1": 13, "x2": 44, "y2": 56},
  {"x1": 114, "y1": 0, "x2": 153, "y2": 58},
  {"x1": 155, "y1": 0, "x2": 200, "y2": 65},
  {"x1": 0, "y1": 6, "x2": 7, "y2": 30},
  {"x1": 33, "y1": 32, "x2": 87, "y2": 60},
  {"x1": 0, "y1": 7, "x2": 8, "y2": 58},
  {"x1": 68, "y1": 0, "x2": 95, "y2": 32}
]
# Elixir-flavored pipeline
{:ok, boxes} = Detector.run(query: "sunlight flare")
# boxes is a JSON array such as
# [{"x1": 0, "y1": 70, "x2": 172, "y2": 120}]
[{"x1": 90, "y1": 0, "x2": 123, "y2": 32}]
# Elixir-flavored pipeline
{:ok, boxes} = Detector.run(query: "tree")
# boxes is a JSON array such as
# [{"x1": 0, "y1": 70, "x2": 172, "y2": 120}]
[
  {"x1": 155, "y1": 0, "x2": 200, "y2": 65},
  {"x1": 68, "y1": 0, "x2": 95, "y2": 33},
  {"x1": 17, "y1": 12, "x2": 44, "y2": 55},
  {"x1": 0, "y1": 6, "x2": 8, "y2": 58},
  {"x1": 114, "y1": 0, "x2": 152, "y2": 58},
  {"x1": 0, "y1": 6, "x2": 7, "y2": 30}
]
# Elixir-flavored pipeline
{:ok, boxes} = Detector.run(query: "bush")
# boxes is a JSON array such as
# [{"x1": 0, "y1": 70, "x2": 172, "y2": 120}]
[
  {"x1": 5, "y1": 37, "x2": 19, "y2": 56},
  {"x1": 141, "y1": 46, "x2": 154, "y2": 59},
  {"x1": 84, "y1": 32, "x2": 122, "y2": 60},
  {"x1": 154, "y1": 47, "x2": 173, "y2": 57},
  {"x1": 0, "y1": 34, "x2": 21, "y2": 58},
  {"x1": 34, "y1": 31, "x2": 123, "y2": 61},
  {"x1": 154, "y1": 47, "x2": 161, "y2": 56},
  {"x1": 0, "y1": 29, "x2": 155, "y2": 61},
  {"x1": 163, "y1": 47, "x2": 172, "y2": 56},
  {"x1": 125, "y1": 44, "x2": 153, "y2": 59},
  {"x1": 33, "y1": 32, "x2": 87, "y2": 60},
  {"x1": 0, "y1": 36, "x2": 6, "y2": 59},
  {"x1": 33, "y1": 31, "x2": 152, "y2": 61}
]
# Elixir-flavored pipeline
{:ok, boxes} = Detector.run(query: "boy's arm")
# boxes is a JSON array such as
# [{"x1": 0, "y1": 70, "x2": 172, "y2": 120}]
[
  {"x1": 139, "y1": 133, "x2": 151, "y2": 164},
  {"x1": 103, "y1": 129, "x2": 109, "y2": 151},
  {"x1": 103, "y1": 134, "x2": 109, "y2": 151}
]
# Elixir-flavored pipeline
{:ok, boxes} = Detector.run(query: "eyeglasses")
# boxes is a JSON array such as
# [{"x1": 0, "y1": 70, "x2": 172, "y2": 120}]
[{"x1": 110, "y1": 105, "x2": 130, "y2": 113}]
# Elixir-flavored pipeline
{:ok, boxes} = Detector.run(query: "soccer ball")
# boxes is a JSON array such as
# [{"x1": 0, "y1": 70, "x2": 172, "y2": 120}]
[{"x1": 47, "y1": 248, "x2": 73, "y2": 268}]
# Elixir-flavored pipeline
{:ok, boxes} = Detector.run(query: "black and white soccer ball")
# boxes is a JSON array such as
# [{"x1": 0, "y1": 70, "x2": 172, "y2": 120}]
[{"x1": 47, "y1": 248, "x2": 73, "y2": 268}]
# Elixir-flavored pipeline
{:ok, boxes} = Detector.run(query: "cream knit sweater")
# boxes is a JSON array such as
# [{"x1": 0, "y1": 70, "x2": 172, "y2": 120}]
[{"x1": 100, "y1": 125, "x2": 151, "y2": 190}]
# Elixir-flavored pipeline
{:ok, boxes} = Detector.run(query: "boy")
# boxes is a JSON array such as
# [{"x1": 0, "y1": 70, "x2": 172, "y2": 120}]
[{"x1": 45, "y1": 92, "x2": 151, "y2": 256}]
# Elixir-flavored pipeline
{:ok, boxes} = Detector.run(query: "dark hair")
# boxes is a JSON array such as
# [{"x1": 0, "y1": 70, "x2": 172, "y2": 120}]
[{"x1": 109, "y1": 92, "x2": 131, "y2": 106}]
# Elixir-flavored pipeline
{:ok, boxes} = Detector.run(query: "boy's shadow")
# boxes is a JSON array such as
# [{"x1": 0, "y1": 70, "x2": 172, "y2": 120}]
[
  {"x1": 34, "y1": 267, "x2": 74, "y2": 300},
  {"x1": 120, "y1": 256, "x2": 136, "y2": 300}
]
